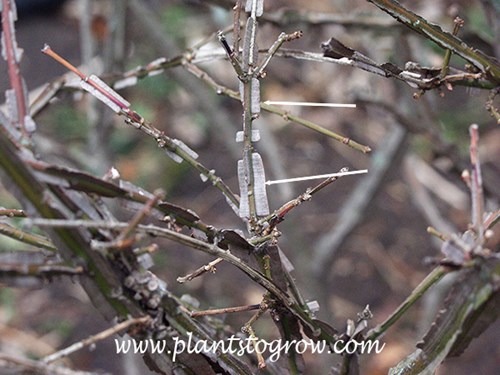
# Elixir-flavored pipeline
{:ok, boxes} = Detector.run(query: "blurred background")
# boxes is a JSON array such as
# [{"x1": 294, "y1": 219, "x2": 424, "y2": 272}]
[{"x1": 0, "y1": 0, "x2": 499, "y2": 374}]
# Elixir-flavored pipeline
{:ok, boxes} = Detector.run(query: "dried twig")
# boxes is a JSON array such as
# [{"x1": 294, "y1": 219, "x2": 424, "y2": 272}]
[
  {"x1": 42, "y1": 316, "x2": 151, "y2": 364},
  {"x1": 112, "y1": 189, "x2": 164, "y2": 249},
  {"x1": 0, "y1": 208, "x2": 26, "y2": 217},
  {"x1": 258, "y1": 167, "x2": 351, "y2": 235},
  {"x1": 191, "y1": 304, "x2": 260, "y2": 317},
  {"x1": 177, "y1": 257, "x2": 223, "y2": 283}
]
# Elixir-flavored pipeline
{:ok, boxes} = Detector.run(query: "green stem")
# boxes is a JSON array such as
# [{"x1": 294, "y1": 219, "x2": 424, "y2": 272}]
[
  {"x1": 0, "y1": 223, "x2": 56, "y2": 251},
  {"x1": 366, "y1": 266, "x2": 447, "y2": 341},
  {"x1": 366, "y1": 0, "x2": 500, "y2": 83}
]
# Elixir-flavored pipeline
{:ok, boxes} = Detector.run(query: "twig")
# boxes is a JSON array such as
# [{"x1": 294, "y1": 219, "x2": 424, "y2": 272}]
[
  {"x1": 469, "y1": 124, "x2": 485, "y2": 242},
  {"x1": 23, "y1": 158, "x2": 215, "y2": 236},
  {"x1": 25, "y1": 218, "x2": 292, "y2": 301},
  {"x1": 483, "y1": 209, "x2": 499, "y2": 231},
  {"x1": 177, "y1": 257, "x2": 223, "y2": 283},
  {"x1": 178, "y1": 231, "x2": 279, "y2": 283},
  {"x1": 366, "y1": 0, "x2": 500, "y2": 82},
  {"x1": 261, "y1": 102, "x2": 371, "y2": 153},
  {"x1": 0, "y1": 124, "x2": 135, "y2": 321},
  {"x1": 183, "y1": 62, "x2": 371, "y2": 152},
  {"x1": 0, "y1": 208, "x2": 26, "y2": 217},
  {"x1": 239, "y1": 0, "x2": 264, "y2": 221},
  {"x1": 276, "y1": 49, "x2": 495, "y2": 90},
  {"x1": 42, "y1": 316, "x2": 151, "y2": 364},
  {"x1": 254, "y1": 30, "x2": 303, "y2": 77},
  {"x1": 258, "y1": 167, "x2": 352, "y2": 234},
  {"x1": 113, "y1": 189, "x2": 164, "y2": 249},
  {"x1": 440, "y1": 17, "x2": 464, "y2": 80},
  {"x1": 232, "y1": 0, "x2": 242, "y2": 57},
  {"x1": 244, "y1": 301, "x2": 268, "y2": 329},
  {"x1": 0, "y1": 222, "x2": 56, "y2": 251},
  {"x1": 485, "y1": 88, "x2": 500, "y2": 124},
  {"x1": 42, "y1": 45, "x2": 240, "y2": 211},
  {"x1": 218, "y1": 31, "x2": 245, "y2": 77},
  {"x1": 427, "y1": 226, "x2": 448, "y2": 242},
  {"x1": 1, "y1": 0, "x2": 31, "y2": 140},
  {"x1": 191, "y1": 304, "x2": 260, "y2": 317},
  {"x1": 240, "y1": 298, "x2": 270, "y2": 368},
  {"x1": 366, "y1": 266, "x2": 447, "y2": 341},
  {"x1": 243, "y1": 324, "x2": 266, "y2": 369},
  {"x1": 0, "y1": 263, "x2": 83, "y2": 277}
]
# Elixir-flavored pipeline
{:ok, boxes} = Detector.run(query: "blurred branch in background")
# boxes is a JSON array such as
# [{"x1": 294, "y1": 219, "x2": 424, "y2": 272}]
[{"x1": 312, "y1": 123, "x2": 407, "y2": 276}]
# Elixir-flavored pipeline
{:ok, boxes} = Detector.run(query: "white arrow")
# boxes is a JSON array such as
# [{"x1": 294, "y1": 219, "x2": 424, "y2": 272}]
[
  {"x1": 263, "y1": 100, "x2": 356, "y2": 108},
  {"x1": 265, "y1": 169, "x2": 368, "y2": 185}
]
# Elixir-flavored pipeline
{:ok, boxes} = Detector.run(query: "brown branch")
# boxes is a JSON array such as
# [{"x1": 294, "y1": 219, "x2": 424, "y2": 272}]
[
  {"x1": 191, "y1": 304, "x2": 260, "y2": 317},
  {"x1": 259, "y1": 167, "x2": 350, "y2": 235},
  {"x1": 0, "y1": 208, "x2": 26, "y2": 217},
  {"x1": 177, "y1": 257, "x2": 224, "y2": 283},
  {"x1": 113, "y1": 189, "x2": 164, "y2": 249}
]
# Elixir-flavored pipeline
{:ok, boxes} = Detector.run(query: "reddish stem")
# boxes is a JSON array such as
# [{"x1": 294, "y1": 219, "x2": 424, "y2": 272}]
[{"x1": 2, "y1": 0, "x2": 28, "y2": 137}]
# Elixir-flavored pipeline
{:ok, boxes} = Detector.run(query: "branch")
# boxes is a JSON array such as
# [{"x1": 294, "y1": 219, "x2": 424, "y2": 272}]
[
  {"x1": 1, "y1": 0, "x2": 32, "y2": 139},
  {"x1": 469, "y1": 125, "x2": 485, "y2": 242},
  {"x1": 0, "y1": 222, "x2": 56, "y2": 251},
  {"x1": 41, "y1": 45, "x2": 240, "y2": 213},
  {"x1": 0, "y1": 208, "x2": 26, "y2": 217},
  {"x1": 184, "y1": 62, "x2": 371, "y2": 153},
  {"x1": 258, "y1": 167, "x2": 351, "y2": 234},
  {"x1": 279, "y1": 48, "x2": 495, "y2": 90},
  {"x1": 366, "y1": 266, "x2": 447, "y2": 341},
  {"x1": 25, "y1": 218, "x2": 338, "y2": 343},
  {"x1": 366, "y1": 0, "x2": 500, "y2": 83},
  {"x1": 42, "y1": 316, "x2": 151, "y2": 364}
]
